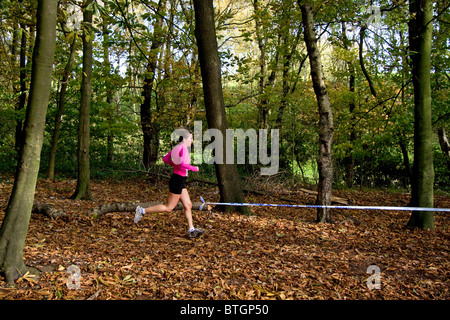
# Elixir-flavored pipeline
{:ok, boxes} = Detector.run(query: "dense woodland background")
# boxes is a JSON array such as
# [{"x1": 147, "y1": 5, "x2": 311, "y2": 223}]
[{"x1": 0, "y1": 0, "x2": 448, "y2": 189}]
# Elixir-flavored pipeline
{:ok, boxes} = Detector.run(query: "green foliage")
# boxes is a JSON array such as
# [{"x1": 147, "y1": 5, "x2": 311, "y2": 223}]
[{"x1": 0, "y1": 0, "x2": 448, "y2": 192}]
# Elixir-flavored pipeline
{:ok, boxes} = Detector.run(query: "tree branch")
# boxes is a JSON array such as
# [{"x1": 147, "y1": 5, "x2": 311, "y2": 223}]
[{"x1": 359, "y1": 25, "x2": 377, "y2": 99}]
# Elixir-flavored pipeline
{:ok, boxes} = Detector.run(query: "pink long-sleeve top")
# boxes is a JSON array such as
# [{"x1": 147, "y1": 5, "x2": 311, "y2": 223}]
[{"x1": 162, "y1": 143, "x2": 198, "y2": 177}]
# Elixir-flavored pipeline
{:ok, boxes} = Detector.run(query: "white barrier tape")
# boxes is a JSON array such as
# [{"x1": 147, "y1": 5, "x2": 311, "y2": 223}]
[{"x1": 199, "y1": 197, "x2": 450, "y2": 212}]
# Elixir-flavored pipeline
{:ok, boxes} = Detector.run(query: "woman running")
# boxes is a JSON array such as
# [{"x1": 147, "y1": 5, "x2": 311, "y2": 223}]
[{"x1": 134, "y1": 129, "x2": 204, "y2": 238}]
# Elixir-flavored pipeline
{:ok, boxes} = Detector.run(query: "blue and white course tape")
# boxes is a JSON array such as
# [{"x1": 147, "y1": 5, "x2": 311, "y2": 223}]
[{"x1": 199, "y1": 196, "x2": 450, "y2": 212}]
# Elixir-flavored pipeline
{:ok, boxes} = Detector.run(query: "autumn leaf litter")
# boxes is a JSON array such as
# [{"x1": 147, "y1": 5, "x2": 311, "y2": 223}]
[{"x1": 0, "y1": 177, "x2": 449, "y2": 300}]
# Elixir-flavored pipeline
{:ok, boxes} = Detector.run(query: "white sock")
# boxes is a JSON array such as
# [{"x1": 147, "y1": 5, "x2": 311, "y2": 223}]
[{"x1": 189, "y1": 227, "x2": 195, "y2": 232}]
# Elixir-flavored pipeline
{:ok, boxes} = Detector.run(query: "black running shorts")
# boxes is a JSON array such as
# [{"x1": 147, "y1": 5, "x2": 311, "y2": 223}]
[{"x1": 168, "y1": 173, "x2": 187, "y2": 195}]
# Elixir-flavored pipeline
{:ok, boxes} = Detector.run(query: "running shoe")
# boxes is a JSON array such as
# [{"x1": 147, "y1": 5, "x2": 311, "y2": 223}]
[
  {"x1": 134, "y1": 206, "x2": 145, "y2": 224},
  {"x1": 188, "y1": 228, "x2": 205, "y2": 238}
]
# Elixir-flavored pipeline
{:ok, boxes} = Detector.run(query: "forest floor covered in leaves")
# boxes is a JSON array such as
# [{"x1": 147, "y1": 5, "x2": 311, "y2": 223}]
[{"x1": 0, "y1": 175, "x2": 449, "y2": 300}]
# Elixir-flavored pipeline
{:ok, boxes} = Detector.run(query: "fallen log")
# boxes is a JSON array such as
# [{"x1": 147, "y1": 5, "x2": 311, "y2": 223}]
[
  {"x1": 89, "y1": 200, "x2": 360, "y2": 225},
  {"x1": 32, "y1": 202, "x2": 66, "y2": 218},
  {"x1": 298, "y1": 188, "x2": 349, "y2": 205},
  {"x1": 90, "y1": 201, "x2": 206, "y2": 218},
  {"x1": 89, "y1": 174, "x2": 350, "y2": 218}
]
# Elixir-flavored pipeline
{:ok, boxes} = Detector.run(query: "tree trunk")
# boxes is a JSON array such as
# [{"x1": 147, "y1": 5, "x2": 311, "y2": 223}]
[
  {"x1": 48, "y1": 32, "x2": 77, "y2": 179},
  {"x1": 399, "y1": 138, "x2": 412, "y2": 185},
  {"x1": 344, "y1": 69, "x2": 356, "y2": 188},
  {"x1": 0, "y1": 0, "x2": 58, "y2": 285},
  {"x1": 140, "y1": 0, "x2": 166, "y2": 169},
  {"x1": 276, "y1": 18, "x2": 302, "y2": 129},
  {"x1": 252, "y1": 0, "x2": 278, "y2": 130},
  {"x1": 407, "y1": 0, "x2": 434, "y2": 230},
  {"x1": 252, "y1": 0, "x2": 267, "y2": 129},
  {"x1": 399, "y1": 30, "x2": 412, "y2": 186},
  {"x1": 193, "y1": 0, "x2": 251, "y2": 215},
  {"x1": 341, "y1": 23, "x2": 356, "y2": 188},
  {"x1": 71, "y1": 0, "x2": 93, "y2": 200},
  {"x1": 102, "y1": 20, "x2": 115, "y2": 164},
  {"x1": 300, "y1": 3, "x2": 334, "y2": 223},
  {"x1": 15, "y1": 24, "x2": 28, "y2": 154}
]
